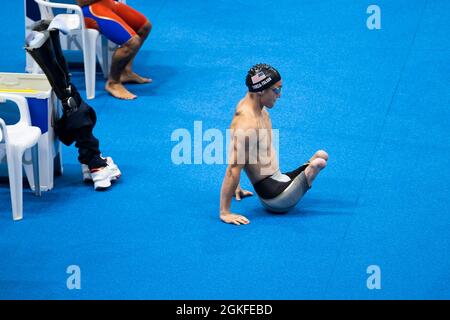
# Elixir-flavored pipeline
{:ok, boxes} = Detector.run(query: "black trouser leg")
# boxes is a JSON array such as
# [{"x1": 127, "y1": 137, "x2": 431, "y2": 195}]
[
  {"x1": 48, "y1": 28, "x2": 71, "y2": 78},
  {"x1": 25, "y1": 37, "x2": 70, "y2": 100},
  {"x1": 74, "y1": 127, "x2": 107, "y2": 170}
]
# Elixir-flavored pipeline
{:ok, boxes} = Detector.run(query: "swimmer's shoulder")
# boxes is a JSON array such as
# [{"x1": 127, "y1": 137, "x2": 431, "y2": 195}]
[
  {"x1": 233, "y1": 99, "x2": 248, "y2": 116},
  {"x1": 232, "y1": 105, "x2": 257, "y2": 130}
]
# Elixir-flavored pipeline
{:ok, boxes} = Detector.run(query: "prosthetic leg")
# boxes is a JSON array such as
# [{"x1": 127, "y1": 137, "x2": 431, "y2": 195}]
[{"x1": 25, "y1": 23, "x2": 121, "y2": 190}]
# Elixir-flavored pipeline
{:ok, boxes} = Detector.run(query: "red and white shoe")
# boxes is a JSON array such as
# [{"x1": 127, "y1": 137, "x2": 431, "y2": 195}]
[{"x1": 81, "y1": 157, "x2": 121, "y2": 190}]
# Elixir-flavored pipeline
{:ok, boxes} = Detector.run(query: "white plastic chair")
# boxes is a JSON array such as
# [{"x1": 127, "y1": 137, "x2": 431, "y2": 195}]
[
  {"x1": 0, "y1": 94, "x2": 42, "y2": 221},
  {"x1": 33, "y1": 0, "x2": 125, "y2": 99}
]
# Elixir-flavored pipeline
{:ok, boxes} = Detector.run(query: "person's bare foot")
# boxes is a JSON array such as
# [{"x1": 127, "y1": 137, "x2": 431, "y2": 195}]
[
  {"x1": 120, "y1": 72, "x2": 152, "y2": 84},
  {"x1": 305, "y1": 158, "x2": 327, "y2": 187},
  {"x1": 105, "y1": 81, "x2": 137, "y2": 100},
  {"x1": 308, "y1": 150, "x2": 329, "y2": 163}
]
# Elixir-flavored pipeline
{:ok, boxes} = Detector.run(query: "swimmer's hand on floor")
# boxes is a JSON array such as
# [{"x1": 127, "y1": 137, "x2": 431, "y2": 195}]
[
  {"x1": 220, "y1": 212, "x2": 250, "y2": 225},
  {"x1": 234, "y1": 186, "x2": 253, "y2": 201}
]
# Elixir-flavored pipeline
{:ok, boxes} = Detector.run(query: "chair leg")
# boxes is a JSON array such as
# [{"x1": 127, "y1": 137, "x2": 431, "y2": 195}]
[
  {"x1": 100, "y1": 36, "x2": 110, "y2": 79},
  {"x1": 31, "y1": 144, "x2": 41, "y2": 197},
  {"x1": 6, "y1": 148, "x2": 24, "y2": 221},
  {"x1": 82, "y1": 30, "x2": 99, "y2": 100}
]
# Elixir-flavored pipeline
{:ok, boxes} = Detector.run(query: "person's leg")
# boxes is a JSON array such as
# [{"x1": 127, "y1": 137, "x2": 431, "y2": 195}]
[
  {"x1": 304, "y1": 153, "x2": 327, "y2": 187},
  {"x1": 106, "y1": 35, "x2": 142, "y2": 99},
  {"x1": 308, "y1": 149, "x2": 329, "y2": 163},
  {"x1": 111, "y1": 1, "x2": 152, "y2": 84},
  {"x1": 136, "y1": 21, "x2": 152, "y2": 42},
  {"x1": 75, "y1": 126, "x2": 123, "y2": 190},
  {"x1": 259, "y1": 150, "x2": 328, "y2": 212},
  {"x1": 120, "y1": 21, "x2": 152, "y2": 84},
  {"x1": 74, "y1": 126, "x2": 106, "y2": 170},
  {"x1": 284, "y1": 150, "x2": 328, "y2": 186},
  {"x1": 81, "y1": 1, "x2": 142, "y2": 99}
]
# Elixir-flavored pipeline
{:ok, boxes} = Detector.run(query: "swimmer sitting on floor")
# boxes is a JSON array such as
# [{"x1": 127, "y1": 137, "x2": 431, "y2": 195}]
[{"x1": 219, "y1": 64, "x2": 328, "y2": 225}]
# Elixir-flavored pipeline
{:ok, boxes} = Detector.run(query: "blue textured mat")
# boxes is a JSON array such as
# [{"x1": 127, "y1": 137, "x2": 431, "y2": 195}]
[{"x1": 0, "y1": 0, "x2": 449, "y2": 299}]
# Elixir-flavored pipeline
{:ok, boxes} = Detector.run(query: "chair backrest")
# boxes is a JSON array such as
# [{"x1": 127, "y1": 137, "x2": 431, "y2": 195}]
[
  {"x1": 35, "y1": 0, "x2": 84, "y2": 19},
  {"x1": 36, "y1": 0, "x2": 55, "y2": 20},
  {"x1": 0, "y1": 94, "x2": 36, "y2": 165},
  {"x1": 0, "y1": 99, "x2": 21, "y2": 126},
  {"x1": 0, "y1": 94, "x2": 32, "y2": 129},
  {"x1": 36, "y1": 0, "x2": 127, "y2": 17},
  {"x1": 0, "y1": 94, "x2": 32, "y2": 164}
]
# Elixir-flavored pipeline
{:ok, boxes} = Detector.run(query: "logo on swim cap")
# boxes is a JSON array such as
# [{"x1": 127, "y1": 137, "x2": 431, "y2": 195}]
[
  {"x1": 251, "y1": 71, "x2": 267, "y2": 84},
  {"x1": 246, "y1": 64, "x2": 281, "y2": 92}
]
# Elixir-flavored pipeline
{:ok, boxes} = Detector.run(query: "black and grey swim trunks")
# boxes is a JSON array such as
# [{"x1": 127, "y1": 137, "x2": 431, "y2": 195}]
[{"x1": 253, "y1": 162, "x2": 311, "y2": 200}]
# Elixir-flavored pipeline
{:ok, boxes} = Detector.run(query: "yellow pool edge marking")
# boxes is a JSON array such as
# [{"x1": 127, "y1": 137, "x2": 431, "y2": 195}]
[{"x1": 0, "y1": 88, "x2": 40, "y2": 93}]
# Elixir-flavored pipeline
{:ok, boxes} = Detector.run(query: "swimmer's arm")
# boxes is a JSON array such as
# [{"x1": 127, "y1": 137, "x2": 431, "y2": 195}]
[
  {"x1": 220, "y1": 164, "x2": 241, "y2": 212},
  {"x1": 219, "y1": 164, "x2": 250, "y2": 225},
  {"x1": 220, "y1": 115, "x2": 253, "y2": 225},
  {"x1": 235, "y1": 183, "x2": 253, "y2": 201}
]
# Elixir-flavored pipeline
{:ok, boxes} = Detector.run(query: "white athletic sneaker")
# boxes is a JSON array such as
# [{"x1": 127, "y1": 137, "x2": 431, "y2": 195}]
[
  {"x1": 104, "y1": 157, "x2": 121, "y2": 181},
  {"x1": 82, "y1": 163, "x2": 91, "y2": 182},
  {"x1": 82, "y1": 157, "x2": 121, "y2": 190},
  {"x1": 90, "y1": 166, "x2": 114, "y2": 190}
]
